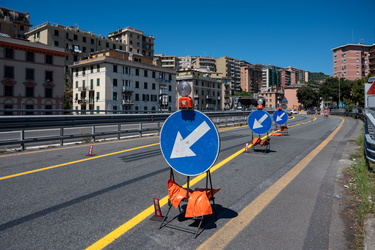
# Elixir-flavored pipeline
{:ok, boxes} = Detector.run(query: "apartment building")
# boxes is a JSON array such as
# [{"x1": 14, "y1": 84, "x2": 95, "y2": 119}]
[
  {"x1": 240, "y1": 64, "x2": 262, "y2": 93},
  {"x1": 284, "y1": 66, "x2": 310, "y2": 84},
  {"x1": 177, "y1": 70, "x2": 223, "y2": 111},
  {"x1": 0, "y1": 7, "x2": 32, "y2": 39},
  {"x1": 192, "y1": 57, "x2": 216, "y2": 72},
  {"x1": 178, "y1": 56, "x2": 196, "y2": 70},
  {"x1": 215, "y1": 56, "x2": 249, "y2": 93},
  {"x1": 154, "y1": 54, "x2": 179, "y2": 69},
  {"x1": 262, "y1": 65, "x2": 282, "y2": 89},
  {"x1": 108, "y1": 27, "x2": 154, "y2": 58},
  {"x1": 332, "y1": 43, "x2": 373, "y2": 80},
  {"x1": 257, "y1": 87, "x2": 284, "y2": 109},
  {"x1": 25, "y1": 22, "x2": 126, "y2": 89},
  {"x1": 0, "y1": 36, "x2": 68, "y2": 115},
  {"x1": 280, "y1": 69, "x2": 291, "y2": 87},
  {"x1": 70, "y1": 49, "x2": 176, "y2": 113}
]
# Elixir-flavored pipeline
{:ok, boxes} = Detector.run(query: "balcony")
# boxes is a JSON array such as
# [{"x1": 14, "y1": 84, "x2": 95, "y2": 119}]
[
  {"x1": 122, "y1": 86, "x2": 134, "y2": 93},
  {"x1": 122, "y1": 99, "x2": 134, "y2": 105},
  {"x1": 78, "y1": 87, "x2": 87, "y2": 92},
  {"x1": 77, "y1": 99, "x2": 87, "y2": 104}
]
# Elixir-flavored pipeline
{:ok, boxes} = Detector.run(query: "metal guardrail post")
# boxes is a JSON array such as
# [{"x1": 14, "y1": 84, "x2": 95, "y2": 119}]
[
  {"x1": 20, "y1": 129, "x2": 25, "y2": 151},
  {"x1": 117, "y1": 124, "x2": 121, "y2": 140},
  {"x1": 92, "y1": 125, "x2": 96, "y2": 142},
  {"x1": 60, "y1": 127, "x2": 64, "y2": 146}
]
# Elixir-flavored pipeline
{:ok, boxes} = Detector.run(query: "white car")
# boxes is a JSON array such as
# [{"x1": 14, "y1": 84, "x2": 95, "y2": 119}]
[{"x1": 288, "y1": 109, "x2": 298, "y2": 115}]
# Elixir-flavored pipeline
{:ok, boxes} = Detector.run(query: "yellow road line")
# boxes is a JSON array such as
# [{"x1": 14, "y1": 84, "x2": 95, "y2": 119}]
[
  {"x1": 197, "y1": 117, "x2": 344, "y2": 249},
  {"x1": 0, "y1": 136, "x2": 158, "y2": 158},
  {"x1": 0, "y1": 143, "x2": 159, "y2": 180}
]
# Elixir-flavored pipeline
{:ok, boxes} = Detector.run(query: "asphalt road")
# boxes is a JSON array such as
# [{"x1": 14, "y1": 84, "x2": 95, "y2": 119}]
[{"x1": 0, "y1": 114, "x2": 362, "y2": 249}]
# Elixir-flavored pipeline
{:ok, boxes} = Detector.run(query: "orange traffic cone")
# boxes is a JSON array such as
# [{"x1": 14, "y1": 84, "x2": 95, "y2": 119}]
[
  {"x1": 87, "y1": 145, "x2": 93, "y2": 156},
  {"x1": 150, "y1": 198, "x2": 164, "y2": 221}
]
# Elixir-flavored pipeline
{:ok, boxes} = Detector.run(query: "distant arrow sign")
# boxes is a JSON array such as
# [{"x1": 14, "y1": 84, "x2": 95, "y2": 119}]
[
  {"x1": 273, "y1": 110, "x2": 288, "y2": 125},
  {"x1": 171, "y1": 121, "x2": 210, "y2": 158},
  {"x1": 248, "y1": 110, "x2": 272, "y2": 134}
]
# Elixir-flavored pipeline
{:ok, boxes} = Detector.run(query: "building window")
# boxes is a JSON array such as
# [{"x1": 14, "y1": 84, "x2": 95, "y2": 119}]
[
  {"x1": 96, "y1": 92, "x2": 100, "y2": 100},
  {"x1": 135, "y1": 94, "x2": 140, "y2": 101},
  {"x1": 113, "y1": 65, "x2": 118, "y2": 72},
  {"x1": 90, "y1": 79, "x2": 94, "y2": 89},
  {"x1": 113, "y1": 92, "x2": 118, "y2": 100},
  {"x1": 97, "y1": 65, "x2": 100, "y2": 72},
  {"x1": 26, "y1": 68, "x2": 34, "y2": 80},
  {"x1": 45, "y1": 55, "x2": 53, "y2": 64},
  {"x1": 135, "y1": 69, "x2": 139, "y2": 76},
  {"x1": 5, "y1": 48, "x2": 14, "y2": 59},
  {"x1": 26, "y1": 51, "x2": 34, "y2": 62},
  {"x1": 113, "y1": 78, "x2": 118, "y2": 86},
  {"x1": 45, "y1": 71, "x2": 53, "y2": 82},
  {"x1": 96, "y1": 78, "x2": 100, "y2": 86},
  {"x1": 144, "y1": 70, "x2": 148, "y2": 77},
  {"x1": 74, "y1": 34, "x2": 78, "y2": 41},
  {"x1": 4, "y1": 85, "x2": 13, "y2": 96},
  {"x1": 144, "y1": 82, "x2": 148, "y2": 89},
  {"x1": 152, "y1": 71, "x2": 156, "y2": 78},
  {"x1": 4, "y1": 66, "x2": 14, "y2": 78},
  {"x1": 45, "y1": 87, "x2": 53, "y2": 98},
  {"x1": 152, "y1": 83, "x2": 156, "y2": 89},
  {"x1": 83, "y1": 37, "x2": 86, "y2": 43},
  {"x1": 75, "y1": 81, "x2": 78, "y2": 88},
  {"x1": 143, "y1": 94, "x2": 149, "y2": 101},
  {"x1": 135, "y1": 81, "x2": 139, "y2": 88},
  {"x1": 54, "y1": 29, "x2": 59, "y2": 36},
  {"x1": 26, "y1": 86, "x2": 34, "y2": 97},
  {"x1": 91, "y1": 39, "x2": 95, "y2": 45}
]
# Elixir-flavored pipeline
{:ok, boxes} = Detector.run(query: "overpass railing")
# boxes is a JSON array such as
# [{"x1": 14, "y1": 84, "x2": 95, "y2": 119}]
[{"x1": 0, "y1": 111, "x2": 251, "y2": 151}]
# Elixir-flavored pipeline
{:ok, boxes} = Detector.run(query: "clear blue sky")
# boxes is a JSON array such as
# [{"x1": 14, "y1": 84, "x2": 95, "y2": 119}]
[{"x1": 4, "y1": 0, "x2": 375, "y2": 75}]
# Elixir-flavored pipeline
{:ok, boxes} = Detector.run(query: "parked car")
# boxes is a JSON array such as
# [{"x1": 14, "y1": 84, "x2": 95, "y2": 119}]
[{"x1": 288, "y1": 109, "x2": 298, "y2": 115}]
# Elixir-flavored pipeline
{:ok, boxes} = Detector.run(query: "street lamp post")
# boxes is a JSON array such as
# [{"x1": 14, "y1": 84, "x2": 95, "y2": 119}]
[{"x1": 339, "y1": 76, "x2": 341, "y2": 108}]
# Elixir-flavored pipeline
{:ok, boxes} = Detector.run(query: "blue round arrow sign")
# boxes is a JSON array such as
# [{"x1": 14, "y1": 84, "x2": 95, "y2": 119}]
[
  {"x1": 160, "y1": 110, "x2": 220, "y2": 176},
  {"x1": 273, "y1": 110, "x2": 288, "y2": 125},
  {"x1": 248, "y1": 110, "x2": 272, "y2": 134}
]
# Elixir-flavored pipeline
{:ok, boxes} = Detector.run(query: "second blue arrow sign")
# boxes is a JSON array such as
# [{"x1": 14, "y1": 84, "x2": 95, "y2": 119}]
[{"x1": 248, "y1": 110, "x2": 272, "y2": 134}]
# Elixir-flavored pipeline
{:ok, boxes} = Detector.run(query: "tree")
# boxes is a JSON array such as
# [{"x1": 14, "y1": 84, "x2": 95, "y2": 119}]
[
  {"x1": 296, "y1": 86, "x2": 320, "y2": 109},
  {"x1": 319, "y1": 77, "x2": 352, "y2": 105},
  {"x1": 351, "y1": 77, "x2": 367, "y2": 108}
]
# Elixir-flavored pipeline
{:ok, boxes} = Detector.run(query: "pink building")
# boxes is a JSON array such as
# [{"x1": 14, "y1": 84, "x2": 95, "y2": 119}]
[
  {"x1": 284, "y1": 86, "x2": 302, "y2": 110},
  {"x1": 332, "y1": 44, "x2": 374, "y2": 80}
]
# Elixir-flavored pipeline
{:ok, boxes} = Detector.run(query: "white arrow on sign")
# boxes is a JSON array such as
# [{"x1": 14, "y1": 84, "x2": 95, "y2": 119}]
[
  {"x1": 170, "y1": 121, "x2": 211, "y2": 159},
  {"x1": 276, "y1": 112, "x2": 286, "y2": 122},
  {"x1": 253, "y1": 113, "x2": 269, "y2": 129}
]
